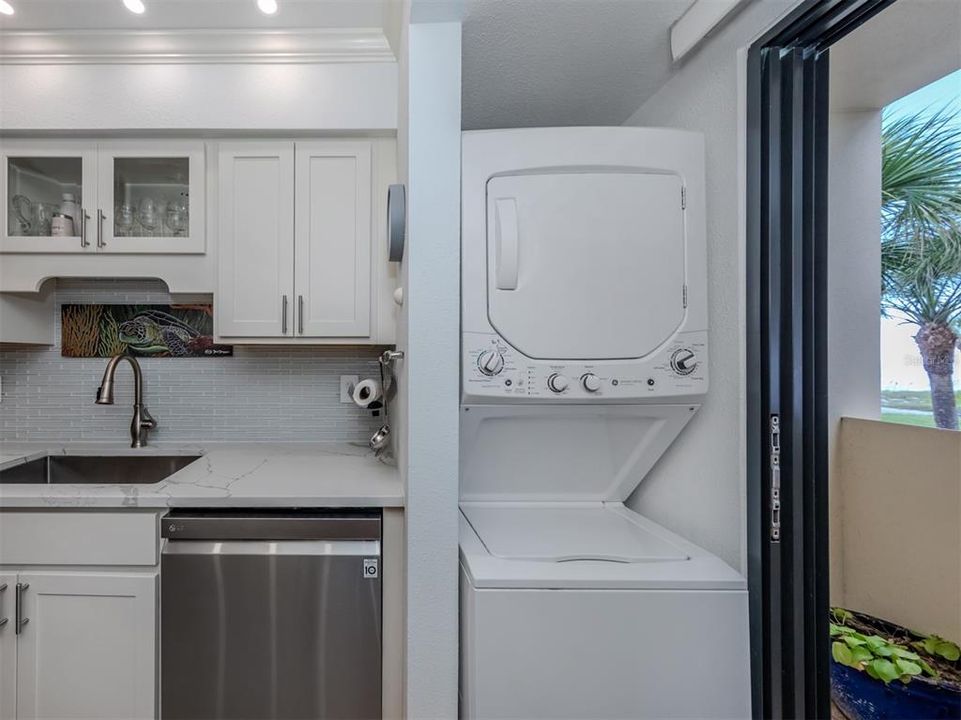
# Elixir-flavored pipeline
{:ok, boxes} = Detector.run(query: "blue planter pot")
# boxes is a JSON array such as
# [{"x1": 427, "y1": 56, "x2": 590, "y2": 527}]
[{"x1": 832, "y1": 662, "x2": 961, "y2": 720}]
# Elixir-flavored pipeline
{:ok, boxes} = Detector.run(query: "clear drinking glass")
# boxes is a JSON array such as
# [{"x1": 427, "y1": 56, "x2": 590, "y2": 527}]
[
  {"x1": 164, "y1": 197, "x2": 188, "y2": 237},
  {"x1": 35, "y1": 202, "x2": 55, "y2": 236},
  {"x1": 137, "y1": 197, "x2": 161, "y2": 236},
  {"x1": 116, "y1": 203, "x2": 135, "y2": 237}
]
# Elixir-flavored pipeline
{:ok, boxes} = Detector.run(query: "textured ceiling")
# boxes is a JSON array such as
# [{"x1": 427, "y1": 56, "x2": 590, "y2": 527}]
[{"x1": 462, "y1": 0, "x2": 694, "y2": 130}]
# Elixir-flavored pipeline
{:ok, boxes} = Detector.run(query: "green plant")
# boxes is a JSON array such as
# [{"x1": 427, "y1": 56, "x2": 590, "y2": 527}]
[
  {"x1": 881, "y1": 107, "x2": 961, "y2": 429},
  {"x1": 830, "y1": 608, "x2": 939, "y2": 685},
  {"x1": 915, "y1": 634, "x2": 961, "y2": 663}
]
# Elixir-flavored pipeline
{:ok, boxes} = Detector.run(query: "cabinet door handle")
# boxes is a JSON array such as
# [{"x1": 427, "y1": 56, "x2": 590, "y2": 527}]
[
  {"x1": 298, "y1": 295, "x2": 304, "y2": 335},
  {"x1": 0, "y1": 582, "x2": 7, "y2": 629},
  {"x1": 15, "y1": 582, "x2": 28, "y2": 634},
  {"x1": 80, "y1": 209, "x2": 90, "y2": 248},
  {"x1": 97, "y1": 209, "x2": 105, "y2": 248},
  {"x1": 282, "y1": 295, "x2": 289, "y2": 335}
]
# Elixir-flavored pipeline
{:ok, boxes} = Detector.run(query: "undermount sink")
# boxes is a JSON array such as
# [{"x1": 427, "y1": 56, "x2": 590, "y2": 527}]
[{"x1": 0, "y1": 454, "x2": 202, "y2": 485}]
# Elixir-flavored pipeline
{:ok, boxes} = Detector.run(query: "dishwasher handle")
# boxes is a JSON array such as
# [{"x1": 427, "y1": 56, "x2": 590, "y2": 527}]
[
  {"x1": 161, "y1": 511, "x2": 381, "y2": 541},
  {"x1": 162, "y1": 540, "x2": 380, "y2": 557}
]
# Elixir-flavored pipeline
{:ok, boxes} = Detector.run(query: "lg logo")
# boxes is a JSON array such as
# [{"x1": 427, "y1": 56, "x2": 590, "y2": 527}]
[{"x1": 363, "y1": 558, "x2": 379, "y2": 579}]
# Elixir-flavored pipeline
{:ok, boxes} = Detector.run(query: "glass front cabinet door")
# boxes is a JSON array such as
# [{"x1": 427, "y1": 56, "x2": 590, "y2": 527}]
[
  {"x1": 1, "y1": 140, "x2": 205, "y2": 254},
  {"x1": 97, "y1": 142, "x2": 205, "y2": 253},
  {"x1": 1, "y1": 142, "x2": 98, "y2": 253}
]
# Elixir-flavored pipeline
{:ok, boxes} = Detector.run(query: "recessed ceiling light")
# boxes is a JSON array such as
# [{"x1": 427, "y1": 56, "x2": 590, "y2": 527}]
[
  {"x1": 123, "y1": 0, "x2": 145, "y2": 14},
  {"x1": 0, "y1": 1, "x2": 15, "y2": 16},
  {"x1": 257, "y1": 0, "x2": 278, "y2": 15}
]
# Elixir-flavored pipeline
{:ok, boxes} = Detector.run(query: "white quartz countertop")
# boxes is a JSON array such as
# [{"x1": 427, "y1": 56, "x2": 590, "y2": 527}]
[{"x1": 0, "y1": 442, "x2": 403, "y2": 509}]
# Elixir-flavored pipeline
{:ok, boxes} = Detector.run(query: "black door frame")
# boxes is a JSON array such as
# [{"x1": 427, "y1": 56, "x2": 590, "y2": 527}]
[{"x1": 746, "y1": 1, "x2": 897, "y2": 717}]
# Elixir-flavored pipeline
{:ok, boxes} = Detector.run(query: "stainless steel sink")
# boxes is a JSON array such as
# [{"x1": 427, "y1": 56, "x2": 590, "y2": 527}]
[{"x1": 0, "y1": 454, "x2": 202, "y2": 485}]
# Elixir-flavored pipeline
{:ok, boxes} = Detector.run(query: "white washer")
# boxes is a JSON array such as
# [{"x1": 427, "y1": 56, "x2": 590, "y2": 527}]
[{"x1": 459, "y1": 128, "x2": 750, "y2": 719}]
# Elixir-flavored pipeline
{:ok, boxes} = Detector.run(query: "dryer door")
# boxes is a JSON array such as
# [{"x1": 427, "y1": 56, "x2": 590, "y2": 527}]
[{"x1": 487, "y1": 171, "x2": 686, "y2": 360}]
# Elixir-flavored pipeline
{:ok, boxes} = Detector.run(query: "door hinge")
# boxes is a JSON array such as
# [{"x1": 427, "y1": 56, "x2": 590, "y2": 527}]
[
  {"x1": 681, "y1": 186, "x2": 687, "y2": 210},
  {"x1": 769, "y1": 414, "x2": 781, "y2": 542},
  {"x1": 682, "y1": 285, "x2": 688, "y2": 308}
]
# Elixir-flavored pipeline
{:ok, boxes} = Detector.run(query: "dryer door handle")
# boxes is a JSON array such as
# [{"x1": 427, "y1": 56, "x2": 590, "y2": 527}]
[{"x1": 495, "y1": 198, "x2": 519, "y2": 291}]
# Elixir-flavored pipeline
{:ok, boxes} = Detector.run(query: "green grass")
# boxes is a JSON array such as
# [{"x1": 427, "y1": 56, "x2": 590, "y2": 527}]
[
  {"x1": 880, "y1": 410, "x2": 938, "y2": 428},
  {"x1": 881, "y1": 389, "x2": 961, "y2": 412}
]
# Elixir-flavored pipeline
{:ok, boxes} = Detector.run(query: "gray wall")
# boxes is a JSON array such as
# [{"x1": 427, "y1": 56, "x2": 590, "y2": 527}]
[
  {"x1": 0, "y1": 279, "x2": 384, "y2": 444},
  {"x1": 623, "y1": 0, "x2": 801, "y2": 573}
]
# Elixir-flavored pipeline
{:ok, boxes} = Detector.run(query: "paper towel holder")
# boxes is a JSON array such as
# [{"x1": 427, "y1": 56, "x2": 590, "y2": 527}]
[{"x1": 386, "y1": 184, "x2": 406, "y2": 262}]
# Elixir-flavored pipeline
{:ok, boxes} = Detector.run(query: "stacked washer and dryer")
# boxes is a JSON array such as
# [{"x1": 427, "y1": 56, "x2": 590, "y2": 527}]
[{"x1": 458, "y1": 127, "x2": 751, "y2": 719}]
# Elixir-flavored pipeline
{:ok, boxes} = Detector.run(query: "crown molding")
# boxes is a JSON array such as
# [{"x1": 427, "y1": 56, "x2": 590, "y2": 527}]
[{"x1": 0, "y1": 28, "x2": 396, "y2": 64}]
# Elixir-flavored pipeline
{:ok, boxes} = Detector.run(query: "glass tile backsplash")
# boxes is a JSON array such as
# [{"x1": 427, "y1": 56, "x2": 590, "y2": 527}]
[{"x1": 0, "y1": 279, "x2": 383, "y2": 444}]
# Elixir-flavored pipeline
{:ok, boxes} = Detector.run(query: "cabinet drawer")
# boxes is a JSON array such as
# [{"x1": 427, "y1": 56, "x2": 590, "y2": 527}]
[{"x1": 0, "y1": 511, "x2": 157, "y2": 566}]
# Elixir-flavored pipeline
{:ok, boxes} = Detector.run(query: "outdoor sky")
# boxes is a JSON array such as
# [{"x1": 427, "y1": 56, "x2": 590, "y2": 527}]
[
  {"x1": 881, "y1": 68, "x2": 961, "y2": 391},
  {"x1": 885, "y1": 68, "x2": 961, "y2": 122}
]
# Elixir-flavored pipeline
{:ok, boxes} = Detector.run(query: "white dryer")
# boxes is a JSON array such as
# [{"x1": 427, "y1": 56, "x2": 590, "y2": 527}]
[{"x1": 459, "y1": 127, "x2": 750, "y2": 719}]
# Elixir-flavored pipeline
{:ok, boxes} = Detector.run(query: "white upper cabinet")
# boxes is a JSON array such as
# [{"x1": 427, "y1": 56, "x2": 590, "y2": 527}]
[
  {"x1": 97, "y1": 141, "x2": 205, "y2": 254},
  {"x1": 1, "y1": 140, "x2": 205, "y2": 256},
  {"x1": 218, "y1": 139, "x2": 392, "y2": 344},
  {"x1": 217, "y1": 142, "x2": 295, "y2": 338},
  {"x1": 295, "y1": 141, "x2": 372, "y2": 338},
  {"x1": 1, "y1": 142, "x2": 97, "y2": 254}
]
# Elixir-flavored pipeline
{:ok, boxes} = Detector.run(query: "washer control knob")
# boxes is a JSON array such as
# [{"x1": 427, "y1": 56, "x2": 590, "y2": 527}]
[
  {"x1": 477, "y1": 350, "x2": 505, "y2": 376},
  {"x1": 581, "y1": 373, "x2": 602, "y2": 392},
  {"x1": 547, "y1": 373, "x2": 569, "y2": 393}
]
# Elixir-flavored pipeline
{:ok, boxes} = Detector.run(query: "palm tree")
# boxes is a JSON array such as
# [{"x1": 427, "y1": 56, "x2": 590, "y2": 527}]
[{"x1": 881, "y1": 108, "x2": 961, "y2": 429}]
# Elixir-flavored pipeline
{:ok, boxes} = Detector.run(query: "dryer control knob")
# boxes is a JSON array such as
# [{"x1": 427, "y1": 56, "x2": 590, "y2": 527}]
[
  {"x1": 477, "y1": 350, "x2": 505, "y2": 376},
  {"x1": 670, "y1": 348, "x2": 697, "y2": 376},
  {"x1": 547, "y1": 373, "x2": 569, "y2": 393},
  {"x1": 581, "y1": 373, "x2": 602, "y2": 392}
]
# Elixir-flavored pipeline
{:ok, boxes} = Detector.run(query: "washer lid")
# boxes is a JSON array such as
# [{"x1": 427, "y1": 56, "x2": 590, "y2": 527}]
[{"x1": 461, "y1": 504, "x2": 689, "y2": 563}]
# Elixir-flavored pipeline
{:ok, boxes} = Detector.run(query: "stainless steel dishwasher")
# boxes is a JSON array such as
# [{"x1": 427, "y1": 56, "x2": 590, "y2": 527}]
[{"x1": 160, "y1": 510, "x2": 382, "y2": 720}]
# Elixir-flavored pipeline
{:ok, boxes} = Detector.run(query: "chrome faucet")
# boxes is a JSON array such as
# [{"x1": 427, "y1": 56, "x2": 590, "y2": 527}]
[{"x1": 95, "y1": 354, "x2": 157, "y2": 448}]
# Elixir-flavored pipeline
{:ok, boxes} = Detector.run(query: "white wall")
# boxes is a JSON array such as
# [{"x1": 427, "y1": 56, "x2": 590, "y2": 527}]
[
  {"x1": 826, "y1": 108, "x2": 883, "y2": 599},
  {"x1": 0, "y1": 63, "x2": 397, "y2": 131},
  {"x1": 828, "y1": 0, "x2": 961, "y2": 111},
  {"x1": 623, "y1": 0, "x2": 802, "y2": 572},
  {"x1": 395, "y1": 18, "x2": 461, "y2": 720}
]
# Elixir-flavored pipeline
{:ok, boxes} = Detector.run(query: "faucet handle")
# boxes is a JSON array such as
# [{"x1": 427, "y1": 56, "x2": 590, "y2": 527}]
[{"x1": 140, "y1": 406, "x2": 157, "y2": 430}]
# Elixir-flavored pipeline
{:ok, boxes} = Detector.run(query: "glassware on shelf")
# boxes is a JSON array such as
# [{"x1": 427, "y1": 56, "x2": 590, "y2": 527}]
[
  {"x1": 165, "y1": 197, "x2": 188, "y2": 237},
  {"x1": 137, "y1": 197, "x2": 161, "y2": 236},
  {"x1": 35, "y1": 202, "x2": 56, "y2": 236},
  {"x1": 115, "y1": 203, "x2": 135, "y2": 237},
  {"x1": 11, "y1": 194, "x2": 34, "y2": 235}
]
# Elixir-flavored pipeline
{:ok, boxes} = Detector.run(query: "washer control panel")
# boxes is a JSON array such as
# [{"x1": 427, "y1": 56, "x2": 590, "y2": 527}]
[{"x1": 462, "y1": 330, "x2": 708, "y2": 401}]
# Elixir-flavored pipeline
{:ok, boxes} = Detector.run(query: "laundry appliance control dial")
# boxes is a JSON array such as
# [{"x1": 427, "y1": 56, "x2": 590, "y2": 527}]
[
  {"x1": 670, "y1": 348, "x2": 697, "y2": 376},
  {"x1": 547, "y1": 373, "x2": 570, "y2": 393},
  {"x1": 581, "y1": 373, "x2": 602, "y2": 392},
  {"x1": 477, "y1": 349, "x2": 505, "y2": 376}
]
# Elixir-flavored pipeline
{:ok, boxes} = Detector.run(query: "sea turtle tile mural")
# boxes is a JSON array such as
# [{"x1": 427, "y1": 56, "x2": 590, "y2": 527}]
[{"x1": 61, "y1": 304, "x2": 233, "y2": 358}]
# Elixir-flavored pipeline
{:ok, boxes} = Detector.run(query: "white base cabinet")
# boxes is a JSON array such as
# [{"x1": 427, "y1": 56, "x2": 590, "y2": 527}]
[
  {"x1": 0, "y1": 511, "x2": 160, "y2": 720},
  {"x1": 0, "y1": 573, "x2": 16, "y2": 720},
  {"x1": 14, "y1": 573, "x2": 156, "y2": 720}
]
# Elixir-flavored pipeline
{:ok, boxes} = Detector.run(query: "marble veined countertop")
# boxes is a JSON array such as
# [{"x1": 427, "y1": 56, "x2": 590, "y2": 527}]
[{"x1": 0, "y1": 442, "x2": 403, "y2": 509}]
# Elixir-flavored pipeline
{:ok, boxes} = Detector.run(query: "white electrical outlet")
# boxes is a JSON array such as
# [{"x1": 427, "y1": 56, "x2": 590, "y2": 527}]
[{"x1": 340, "y1": 375, "x2": 359, "y2": 403}]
